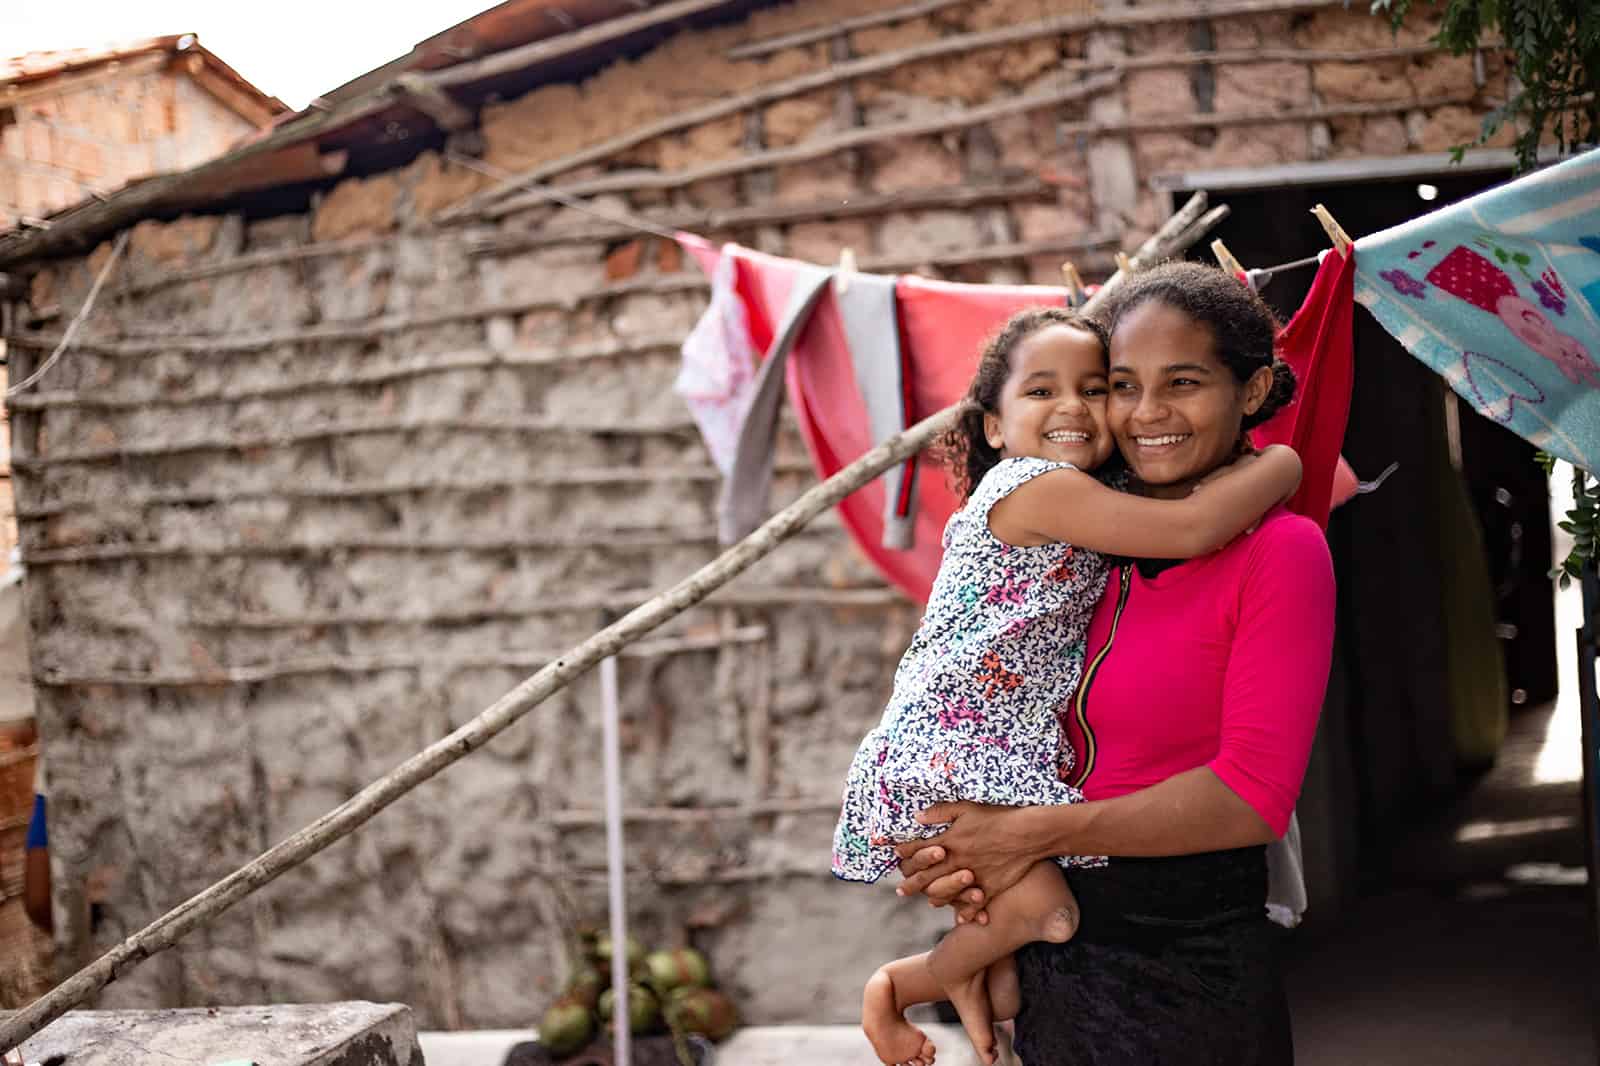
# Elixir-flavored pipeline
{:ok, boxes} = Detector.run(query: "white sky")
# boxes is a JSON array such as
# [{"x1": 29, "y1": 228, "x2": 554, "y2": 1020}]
[{"x1": 3, "y1": 1, "x2": 504, "y2": 110}]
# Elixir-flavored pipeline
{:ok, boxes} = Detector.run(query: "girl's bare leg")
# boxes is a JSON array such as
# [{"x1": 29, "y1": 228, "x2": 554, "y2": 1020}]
[
  {"x1": 862, "y1": 862, "x2": 1076, "y2": 1065},
  {"x1": 986, "y1": 955, "x2": 1021, "y2": 1023},
  {"x1": 863, "y1": 956, "x2": 939, "y2": 1066},
  {"x1": 926, "y1": 861, "x2": 1078, "y2": 1065},
  {"x1": 862, "y1": 951, "x2": 1027, "y2": 1065}
]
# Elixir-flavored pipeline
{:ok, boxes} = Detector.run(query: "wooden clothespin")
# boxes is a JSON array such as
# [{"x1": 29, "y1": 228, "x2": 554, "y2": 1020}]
[
  {"x1": 1060, "y1": 261, "x2": 1087, "y2": 308},
  {"x1": 1114, "y1": 251, "x2": 1134, "y2": 277},
  {"x1": 1211, "y1": 239, "x2": 1247, "y2": 283},
  {"x1": 835, "y1": 247, "x2": 857, "y2": 295},
  {"x1": 1310, "y1": 204, "x2": 1353, "y2": 258}
]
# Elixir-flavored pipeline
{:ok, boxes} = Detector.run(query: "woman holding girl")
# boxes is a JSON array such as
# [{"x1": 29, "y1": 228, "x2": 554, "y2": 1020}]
[
  {"x1": 893, "y1": 262, "x2": 1336, "y2": 1065},
  {"x1": 832, "y1": 261, "x2": 1327, "y2": 1065}
]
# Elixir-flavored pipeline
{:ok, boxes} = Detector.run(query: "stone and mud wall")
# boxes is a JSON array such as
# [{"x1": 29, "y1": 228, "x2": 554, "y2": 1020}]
[{"x1": 2, "y1": 0, "x2": 1511, "y2": 1026}]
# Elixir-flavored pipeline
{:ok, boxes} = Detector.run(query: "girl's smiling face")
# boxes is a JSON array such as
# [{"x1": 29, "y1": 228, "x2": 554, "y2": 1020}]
[
  {"x1": 982, "y1": 324, "x2": 1115, "y2": 471},
  {"x1": 1107, "y1": 302, "x2": 1271, "y2": 498}
]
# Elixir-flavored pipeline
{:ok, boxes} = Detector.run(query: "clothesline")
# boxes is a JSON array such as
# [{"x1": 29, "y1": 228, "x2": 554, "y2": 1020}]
[{"x1": 1248, "y1": 251, "x2": 1328, "y2": 292}]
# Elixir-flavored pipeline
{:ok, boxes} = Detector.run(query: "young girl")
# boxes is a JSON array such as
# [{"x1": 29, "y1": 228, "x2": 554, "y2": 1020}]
[{"x1": 831, "y1": 306, "x2": 1301, "y2": 1066}]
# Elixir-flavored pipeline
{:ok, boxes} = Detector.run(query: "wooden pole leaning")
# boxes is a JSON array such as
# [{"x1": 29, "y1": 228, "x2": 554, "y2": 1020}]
[
  {"x1": 0, "y1": 406, "x2": 958, "y2": 1053},
  {"x1": 0, "y1": 191, "x2": 1217, "y2": 1053}
]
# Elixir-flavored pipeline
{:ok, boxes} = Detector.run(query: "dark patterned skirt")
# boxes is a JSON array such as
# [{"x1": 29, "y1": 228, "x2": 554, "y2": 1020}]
[{"x1": 1012, "y1": 846, "x2": 1293, "y2": 1066}]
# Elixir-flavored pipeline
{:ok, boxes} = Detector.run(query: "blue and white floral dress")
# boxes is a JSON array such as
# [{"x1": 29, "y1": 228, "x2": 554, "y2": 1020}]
[{"x1": 832, "y1": 456, "x2": 1109, "y2": 883}]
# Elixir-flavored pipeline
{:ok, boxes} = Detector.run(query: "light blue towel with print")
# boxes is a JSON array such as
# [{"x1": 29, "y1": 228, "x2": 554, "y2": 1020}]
[{"x1": 1354, "y1": 148, "x2": 1600, "y2": 469}]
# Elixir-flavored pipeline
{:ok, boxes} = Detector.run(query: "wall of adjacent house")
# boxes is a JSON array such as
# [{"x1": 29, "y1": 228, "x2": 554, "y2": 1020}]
[
  {"x1": 0, "y1": 59, "x2": 259, "y2": 229},
  {"x1": 5, "y1": 0, "x2": 1518, "y2": 1026}
]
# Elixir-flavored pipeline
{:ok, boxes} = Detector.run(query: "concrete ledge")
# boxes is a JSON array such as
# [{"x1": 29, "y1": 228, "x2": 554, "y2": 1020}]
[
  {"x1": 717, "y1": 1024, "x2": 986, "y2": 1065},
  {"x1": 418, "y1": 1029, "x2": 529, "y2": 1066},
  {"x1": 419, "y1": 1023, "x2": 989, "y2": 1066},
  {"x1": 12, "y1": 1002, "x2": 423, "y2": 1066}
]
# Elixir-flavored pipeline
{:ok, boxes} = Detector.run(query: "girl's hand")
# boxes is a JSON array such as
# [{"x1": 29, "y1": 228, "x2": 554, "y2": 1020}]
[
  {"x1": 894, "y1": 802, "x2": 1041, "y2": 920},
  {"x1": 893, "y1": 842, "x2": 991, "y2": 924}
]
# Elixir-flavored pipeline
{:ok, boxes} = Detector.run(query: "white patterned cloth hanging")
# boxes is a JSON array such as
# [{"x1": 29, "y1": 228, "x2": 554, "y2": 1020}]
[{"x1": 675, "y1": 252, "x2": 760, "y2": 476}]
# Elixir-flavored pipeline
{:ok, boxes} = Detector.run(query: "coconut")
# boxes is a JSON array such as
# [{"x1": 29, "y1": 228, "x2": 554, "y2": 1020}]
[
  {"x1": 574, "y1": 927, "x2": 602, "y2": 966},
  {"x1": 564, "y1": 965, "x2": 606, "y2": 1010},
  {"x1": 595, "y1": 934, "x2": 646, "y2": 971},
  {"x1": 539, "y1": 997, "x2": 596, "y2": 1056},
  {"x1": 665, "y1": 987, "x2": 739, "y2": 1042},
  {"x1": 644, "y1": 948, "x2": 711, "y2": 992},
  {"x1": 597, "y1": 983, "x2": 662, "y2": 1034}
]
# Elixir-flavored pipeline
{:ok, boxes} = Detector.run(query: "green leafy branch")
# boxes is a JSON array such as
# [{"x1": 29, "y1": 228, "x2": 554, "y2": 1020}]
[
  {"x1": 1369, "y1": 0, "x2": 1600, "y2": 172},
  {"x1": 1541, "y1": 453, "x2": 1600, "y2": 587}
]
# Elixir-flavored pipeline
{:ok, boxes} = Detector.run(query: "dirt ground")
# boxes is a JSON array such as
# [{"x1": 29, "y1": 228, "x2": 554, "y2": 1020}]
[{"x1": 1286, "y1": 696, "x2": 1597, "y2": 1065}]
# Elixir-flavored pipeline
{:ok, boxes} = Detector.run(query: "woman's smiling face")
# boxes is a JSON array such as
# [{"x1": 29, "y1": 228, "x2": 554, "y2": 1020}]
[{"x1": 1107, "y1": 301, "x2": 1271, "y2": 498}]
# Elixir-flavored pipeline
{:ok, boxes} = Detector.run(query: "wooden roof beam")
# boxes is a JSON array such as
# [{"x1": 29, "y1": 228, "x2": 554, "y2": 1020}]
[{"x1": 390, "y1": 73, "x2": 474, "y2": 131}]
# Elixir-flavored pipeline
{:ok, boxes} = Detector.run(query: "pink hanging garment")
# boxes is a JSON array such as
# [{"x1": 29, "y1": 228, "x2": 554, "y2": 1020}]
[{"x1": 679, "y1": 236, "x2": 1361, "y2": 603}]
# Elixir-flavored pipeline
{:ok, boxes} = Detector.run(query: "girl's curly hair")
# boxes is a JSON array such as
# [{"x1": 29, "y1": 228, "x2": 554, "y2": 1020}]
[{"x1": 937, "y1": 307, "x2": 1110, "y2": 501}]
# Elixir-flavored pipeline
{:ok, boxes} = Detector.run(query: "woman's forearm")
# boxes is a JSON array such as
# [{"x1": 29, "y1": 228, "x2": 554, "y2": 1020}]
[{"x1": 1021, "y1": 767, "x2": 1277, "y2": 861}]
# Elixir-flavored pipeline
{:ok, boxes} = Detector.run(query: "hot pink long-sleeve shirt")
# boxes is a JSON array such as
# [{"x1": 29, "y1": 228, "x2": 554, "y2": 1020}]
[{"x1": 1060, "y1": 508, "x2": 1336, "y2": 838}]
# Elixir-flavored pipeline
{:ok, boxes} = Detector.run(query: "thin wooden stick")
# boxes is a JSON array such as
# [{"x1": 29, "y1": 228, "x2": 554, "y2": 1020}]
[
  {"x1": 448, "y1": 2, "x2": 1403, "y2": 217},
  {"x1": 21, "y1": 527, "x2": 832, "y2": 566},
  {"x1": 480, "y1": 93, "x2": 1469, "y2": 220},
  {"x1": 177, "y1": 586, "x2": 898, "y2": 631},
  {"x1": 108, "y1": 234, "x2": 388, "y2": 298},
  {"x1": 484, "y1": 72, "x2": 1122, "y2": 217},
  {"x1": 0, "y1": 193, "x2": 1224, "y2": 1052},
  {"x1": 14, "y1": 463, "x2": 819, "y2": 519},
  {"x1": 726, "y1": 0, "x2": 1341, "y2": 59},
  {"x1": 10, "y1": 414, "x2": 701, "y2": 471},
  {"x1": 4, "y1": 232, "x2": 1115, "y2": 361},
  {"x1": 6, "y1": 337, "x2": 686, "y2": 410},
  {"x1": 466, "y1": 181, "x2": 1069, "y2": 254},
  {"x1": 725, "y1": 0, "x2": 966, "y2": 60},
  {"x1": 106, "y1": 180, "x2": 1051, "y2": 297},
  {"x1": 547, "y1": 798, "x2": 839, "y2": 827},
  {"x1": 7, "y1": 232, "x2": 127, "y2": 397},
  {"x1": 455, "y1": 24, "x2": 1446, "y2": 218},
  {"x1": 1179, "y1": 205, "x2": 1233, "y2": 249},
  {"x1": 4, "y1": 276, "x2": 707, "y2": 356},
  {"x1": 427, "y1": 0, "x2": 743, "y2": 90},
  {"x1": 0, "y1": 403, "x2": 954, "y2": 1052},
  {"x1": 35, "y1": 626, "x2": 772, "y2": 688},
  {"x1": 1052, "y1": 93, "x2": 1475, "y2": 142}
]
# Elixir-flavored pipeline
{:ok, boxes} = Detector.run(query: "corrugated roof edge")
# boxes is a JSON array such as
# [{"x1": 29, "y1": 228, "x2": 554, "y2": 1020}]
[{"x1": 0, "y1": 0, "x2": 774, "y2": 270}]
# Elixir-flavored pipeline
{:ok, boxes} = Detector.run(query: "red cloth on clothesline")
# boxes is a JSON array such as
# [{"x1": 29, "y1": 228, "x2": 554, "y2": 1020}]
[
  {"x1": 1254, "y1": 249, "x2": 1358, "y2": 530},
  {"x1": 681, "y1": 238, "x2": 1357, "y2": 603}
]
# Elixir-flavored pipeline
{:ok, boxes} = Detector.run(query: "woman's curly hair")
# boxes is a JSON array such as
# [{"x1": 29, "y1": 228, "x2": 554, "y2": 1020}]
[{"x1": 937, "y1": 307, "x2": 1110, "y2": 501}]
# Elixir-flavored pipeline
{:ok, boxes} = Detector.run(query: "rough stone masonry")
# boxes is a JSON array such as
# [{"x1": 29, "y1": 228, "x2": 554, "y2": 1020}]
[{"x1": 2, "y1": 0, "x2": 1519, "y2": 1028}]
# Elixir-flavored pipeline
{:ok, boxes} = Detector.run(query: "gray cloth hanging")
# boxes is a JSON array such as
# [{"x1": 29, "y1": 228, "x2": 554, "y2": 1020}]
[
  {"x1": 836, "y1": 272, "x2": 919, "y2": 550},
  {"x1": 716, "y1": 263, "x2": 834, "y2": 545}
]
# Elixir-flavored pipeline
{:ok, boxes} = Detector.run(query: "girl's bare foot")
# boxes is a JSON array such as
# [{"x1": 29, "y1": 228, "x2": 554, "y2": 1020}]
[
  {"x1": 942, "y1": 966, "x2": 997, "y2": 1065},
  {"x1": 863, "y1": 968, "x2": 937, "y2": 1066}
]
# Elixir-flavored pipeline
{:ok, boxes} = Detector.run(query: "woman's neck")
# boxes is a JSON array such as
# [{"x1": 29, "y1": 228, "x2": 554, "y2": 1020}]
[{"x1": 1131, "y1": 478, "x2": 1201, "y2": 500}]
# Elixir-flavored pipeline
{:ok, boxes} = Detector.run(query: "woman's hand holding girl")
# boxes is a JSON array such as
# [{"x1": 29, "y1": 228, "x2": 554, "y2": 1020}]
[{"x1": 895, "y1": 802, "x2": 1047, "y2": 924}]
